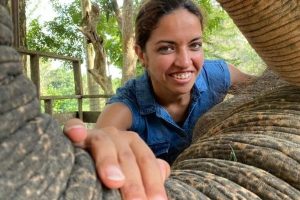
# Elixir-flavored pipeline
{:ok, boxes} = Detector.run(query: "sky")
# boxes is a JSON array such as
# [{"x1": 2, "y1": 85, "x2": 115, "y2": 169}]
[
  {"x1": 27, "y1": 0, "x2": 68, "y2": 23},
  {"x1": 27, "y1": 0, "x2": 123, "y2": 23}
]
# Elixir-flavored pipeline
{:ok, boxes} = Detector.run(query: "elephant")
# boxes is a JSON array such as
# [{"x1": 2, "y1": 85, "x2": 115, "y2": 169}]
[{"x1": 0, "y1": 0, "x2": 300, "y2": 199}]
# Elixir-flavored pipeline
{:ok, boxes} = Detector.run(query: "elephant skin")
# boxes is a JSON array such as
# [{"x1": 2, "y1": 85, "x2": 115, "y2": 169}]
[{"x1": 216, "y1": 0, "x2": 300, "y2": 86}]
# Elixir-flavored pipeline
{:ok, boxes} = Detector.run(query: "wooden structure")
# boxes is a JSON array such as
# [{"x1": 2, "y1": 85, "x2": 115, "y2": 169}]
[
  {"x1": 11, "y1": 0, "x2": 20, "y2": 47},
  {"x1": 9, "y1": 0, "x2": 112, "y2": 124},
  {"x1": 17, "y1": 48, "x2": 112, "y2": 124}
]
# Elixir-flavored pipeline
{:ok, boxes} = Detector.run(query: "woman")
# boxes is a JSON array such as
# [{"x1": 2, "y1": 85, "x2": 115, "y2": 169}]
[{"x1": 64, "y1": 0, "x2": 252, "y2": 199}]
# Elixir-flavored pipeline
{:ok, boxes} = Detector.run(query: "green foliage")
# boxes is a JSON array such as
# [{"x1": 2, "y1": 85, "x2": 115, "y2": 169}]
[
  {"x1": 97, "y1": 9, "x2": 122, "y2": 67},
  {"x1": 27, "y1": 0, "x2": 123, "y2": 73},
  {"x1": 27, "y1": 0, "x2": 84, "y2": 59},
  {"x1": 97, "y1": 0, "x2": 117, "y2": 21},
  {"x1": 26, "y1": 0, "x2": 122, "y2": 112},
  {"x1": 26, "y1": 19, "x2": 47, "y2": 51},
  {"x1": 40, "y1": 61, "x2": 79, "y2": 113},
  {"x1": 112, "y1": 77, "x2": 122, "y2": 92}
]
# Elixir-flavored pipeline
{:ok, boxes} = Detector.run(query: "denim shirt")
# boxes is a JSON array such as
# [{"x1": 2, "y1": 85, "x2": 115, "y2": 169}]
[{"x1": 107, "y1": 60, "x2": 231, "y2": 164}]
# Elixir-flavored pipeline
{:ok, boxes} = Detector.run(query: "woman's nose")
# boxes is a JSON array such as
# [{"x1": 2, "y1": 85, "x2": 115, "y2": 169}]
[{"x1": 175, "y1": 49, "x2": 192, "y2": 68}]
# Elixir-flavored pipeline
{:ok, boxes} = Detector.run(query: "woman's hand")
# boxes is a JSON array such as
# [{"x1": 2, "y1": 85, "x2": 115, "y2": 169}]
[{"x1": 64, "y1": 118, "x2": 170, "y2": 200}]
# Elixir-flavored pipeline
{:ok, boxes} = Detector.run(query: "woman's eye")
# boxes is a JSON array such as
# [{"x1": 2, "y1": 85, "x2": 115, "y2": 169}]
[
  {"x1": 190, "y1": 42, "x2": 202, "y2": 50},
  {"x1": 158, "y1": 46, "x2": 174, "y2": 54}
]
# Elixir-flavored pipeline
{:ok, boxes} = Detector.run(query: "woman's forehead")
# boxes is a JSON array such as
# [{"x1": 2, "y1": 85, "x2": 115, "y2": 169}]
[{"x1": 148, "y1": 9, "x2": 203, "y2": 42}]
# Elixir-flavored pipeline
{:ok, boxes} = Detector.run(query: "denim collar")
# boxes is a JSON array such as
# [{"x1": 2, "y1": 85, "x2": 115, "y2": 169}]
[{"x1": 136, "y1": 71, "x2": 207, "y2": 115}]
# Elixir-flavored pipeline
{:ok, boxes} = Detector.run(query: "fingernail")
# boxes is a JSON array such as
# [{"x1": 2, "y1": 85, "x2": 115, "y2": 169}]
[
  {"x1": 65, "y1": 125, "x2": 85, "y2": 131},
  {"x1": 64, "y1": 125, "x2": 87, "y2": 143},
  {"x1": 106, "y1": 166, "x2": 125, "y2": 181}
]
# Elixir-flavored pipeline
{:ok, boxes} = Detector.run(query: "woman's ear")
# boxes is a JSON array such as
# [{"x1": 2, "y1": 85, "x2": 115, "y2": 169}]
[{"x1": 134, "y1": 45, "x2": 146, "y2": 66}]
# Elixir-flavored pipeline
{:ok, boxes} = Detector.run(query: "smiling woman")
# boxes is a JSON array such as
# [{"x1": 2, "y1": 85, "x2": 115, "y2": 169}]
[
  {"x1": 135, "y1": 8, "x2": 204, "y2": 108},
  {"x1": 64, "y1": 0, "x2": 252, "y2": 199}
]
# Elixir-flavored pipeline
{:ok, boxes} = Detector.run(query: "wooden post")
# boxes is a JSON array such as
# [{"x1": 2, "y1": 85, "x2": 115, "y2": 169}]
[
  {"x1": 44, "y1": 99, "x2": 53, "y2": 115},
  {"x1": 11, "y1": 0, "x2": 20, "y2": 47},
  {"x1": 73, "y1": 60, "x2": 83, "y2": 120},
  {"x1": 30, "y1": 54, "x2": 40, "y2": 98}
]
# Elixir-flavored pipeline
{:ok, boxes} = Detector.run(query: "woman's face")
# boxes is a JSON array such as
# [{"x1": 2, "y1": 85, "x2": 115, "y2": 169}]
[{"x1": 136, "y1": 8, "x2": 204, "y2": 99}]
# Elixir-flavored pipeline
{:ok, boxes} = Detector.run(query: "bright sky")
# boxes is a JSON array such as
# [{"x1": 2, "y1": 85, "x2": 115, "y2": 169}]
[
  {"x1": 28, "y1": 0, "x2": 123, "y2": 23},
  {"x1": 27, "y1": 0, "x2": 74, "y2": 25}
]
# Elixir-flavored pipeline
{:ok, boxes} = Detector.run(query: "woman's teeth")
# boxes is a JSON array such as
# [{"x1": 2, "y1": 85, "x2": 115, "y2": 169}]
[{"x1": 172, "y1": 72, "x2": 191, "y2": 79}]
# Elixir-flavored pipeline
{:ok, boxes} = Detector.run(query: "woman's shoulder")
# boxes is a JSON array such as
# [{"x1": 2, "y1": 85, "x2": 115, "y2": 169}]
[
  {"x1": 121, "y1": 72, "x2": 148, "y2": 90},
  {"x1": 197, "y1": 59, "x2": 231, "y2": 92},
  {"x1": 203, "y1": 59, "x2": 228, "y2": 70},
  {"x1": 201, "y1": 59, "x2": 229, "y2": 76},
  {"x1": 108, "y1": 72, "x2": 151, "y2": 106},
  {"x1": 110, "y1": 73, "x2": 144, "y2": 96}
]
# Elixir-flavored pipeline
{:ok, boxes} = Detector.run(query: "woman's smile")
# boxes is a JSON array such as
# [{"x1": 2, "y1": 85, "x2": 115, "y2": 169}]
[
  {"x1": 170, "y1": 71, "x2": 192, "y2": 80},
  {"x1": 169, "y1": 71, "x2": 195, "y2": 86}
]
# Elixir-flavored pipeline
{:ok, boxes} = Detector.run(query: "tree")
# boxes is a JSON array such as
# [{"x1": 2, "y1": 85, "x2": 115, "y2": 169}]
[
  {"x1": 114, "y1": 0, "x2": 137, "y2": 84},
  {"x1": 90, "y1": 0, "x2": 138, "y2": 84},
  {"x1": 81, "y1": 0, "x2": 104, "y2": 111},
  {"x1": 80, "y1": 0, "x2": 113, "y2": 95}
]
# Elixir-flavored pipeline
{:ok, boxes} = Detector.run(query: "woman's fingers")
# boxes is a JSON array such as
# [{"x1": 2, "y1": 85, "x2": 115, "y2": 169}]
[
  {"x1": 157, "y1": 159, "x2": 171, "y2": 182},
  {"x1": 87, "y1": 128, "x2": 126, "y2": 189},
  {"x1": 63, "y1": 123, "x2": 169, "y2": 200},
  {"x1": 63, "y1": 118, "x2": 87, "y2": 146},
  {"x1": 90, "y1": 128, "x2": 168, "y2": 200},
  {"x1": 118, "y1": 145, "x2": 148, "y2": 199},
  {"x1": 128, "y1": 132, "x2": 169, "y2": 200},
  {"x1": 86, "y1": 127, "x2": 149, "y2": 199}
]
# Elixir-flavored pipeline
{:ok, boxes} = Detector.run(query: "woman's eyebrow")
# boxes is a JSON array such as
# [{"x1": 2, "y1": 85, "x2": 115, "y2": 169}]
[
  {"x1": 155, "y1": 36, "x2": 203, "y2": 45},
  {"x1": 155, "y1": 40, "x2": 176, "y2": 45},
  {"x1": 190, "y1": 36, "x2": 203, "y2": 42}
]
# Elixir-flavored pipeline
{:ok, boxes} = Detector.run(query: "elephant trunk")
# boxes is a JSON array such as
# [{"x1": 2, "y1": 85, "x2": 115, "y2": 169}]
[
  {"x1": 217, "y1": 0, "x2": 300, "y2": 86},
  {"x1": 0, "y1": 2, "x2": 115, "y2": 199}
]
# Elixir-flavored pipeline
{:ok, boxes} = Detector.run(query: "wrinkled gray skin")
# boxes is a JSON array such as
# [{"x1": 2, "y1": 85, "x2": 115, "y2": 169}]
[{"x1": 1, "y1": 0, "x2": 300, "y2": 199}]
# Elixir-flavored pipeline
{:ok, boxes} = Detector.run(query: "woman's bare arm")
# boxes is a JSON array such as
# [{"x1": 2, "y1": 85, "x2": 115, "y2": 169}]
[
  {"x1": 228, "y1": 64, "x2": 256, "y2": 94},
  {"x1": 64, "y1": 103, "x2": 170, "y2": 200}
]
